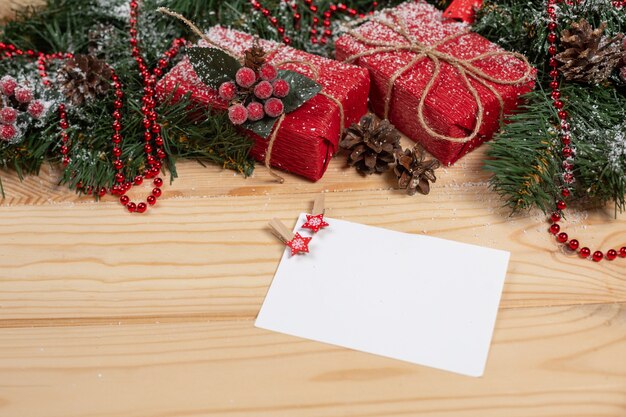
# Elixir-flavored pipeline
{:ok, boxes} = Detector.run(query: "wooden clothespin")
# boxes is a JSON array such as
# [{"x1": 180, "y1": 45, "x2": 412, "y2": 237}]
[
  {"x1": 302, "y1": 193, "x2": 330, "y2": 233},
  {"x1": 269, "y1": 218, "x2": 312, "y2": 256}
]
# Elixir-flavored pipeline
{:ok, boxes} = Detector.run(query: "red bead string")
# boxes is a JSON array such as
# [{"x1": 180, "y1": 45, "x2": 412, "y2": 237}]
[
  {"x1": 545, "y1": 0, "x2": 626, "y2": 262},
  {"x1": 115, "y1": 0, "x2": 185, "y2": 213},
  {"x1": 249, "y1": 0, "x2": 379, "y2": 46}
]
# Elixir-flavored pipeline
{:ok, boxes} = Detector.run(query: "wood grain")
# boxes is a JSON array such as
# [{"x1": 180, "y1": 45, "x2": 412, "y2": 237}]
[
  {"x1": 1, "y1": 180, "x2": 624, "y2": 323},
  {"x1": 0, "y1": 303, "x2": 625, "y2": 417},
  {"x1": 2, "y1": 1, "x2": 626, "y2": 415}
]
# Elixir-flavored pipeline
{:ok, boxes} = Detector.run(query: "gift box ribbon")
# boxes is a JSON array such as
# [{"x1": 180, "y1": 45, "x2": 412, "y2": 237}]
[
  {"x1": 159, "y1": 7, "x2": 346, "y2": 183},
  {"x1": 343, "y1": 9, "x2": 534, "y2": 145}
]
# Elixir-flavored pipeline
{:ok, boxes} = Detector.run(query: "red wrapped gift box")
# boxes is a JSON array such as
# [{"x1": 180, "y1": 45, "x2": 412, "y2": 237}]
[
  {"x1": 335, "y1": 1, "x2": 535, "y2": 165},
  {"x1": 158, "y1": 27, "x2": 370, "y2": 181}
]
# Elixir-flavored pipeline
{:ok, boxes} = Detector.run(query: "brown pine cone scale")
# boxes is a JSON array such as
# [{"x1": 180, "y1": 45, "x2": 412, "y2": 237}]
[{"x1": 340, "y1": 114, "x2": 402, "y2": 175}]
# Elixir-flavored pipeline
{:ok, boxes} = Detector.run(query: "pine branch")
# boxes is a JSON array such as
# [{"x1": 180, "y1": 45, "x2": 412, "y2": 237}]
[{"x1": 486, "y1": 84, "x2": 626, "y2": 214}]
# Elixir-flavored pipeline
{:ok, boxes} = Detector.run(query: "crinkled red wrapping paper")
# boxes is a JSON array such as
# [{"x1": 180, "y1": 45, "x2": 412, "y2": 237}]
[
  {"x1": 157, "y1": 27, "x2": 370, "y2": 181},
  {"x1": 335, "y1": 1, "x2": 536, "y2": 165}
]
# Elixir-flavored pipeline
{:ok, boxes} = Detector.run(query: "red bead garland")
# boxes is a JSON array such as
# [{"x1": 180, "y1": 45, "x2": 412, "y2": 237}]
[
  {"x1": 115, "y1": 0, "x2": 185, "y2": 213},
  {"x1": 545, "y1": 0, "x2": 625, "y2": 262},
  {"x1": 249, "y1": 0, "x2": 379, "y2": 46}
]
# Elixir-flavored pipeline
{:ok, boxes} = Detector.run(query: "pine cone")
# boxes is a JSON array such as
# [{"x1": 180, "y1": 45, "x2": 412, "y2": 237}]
[
  {"x1": 244, "y1": 43, "x2": 266, "y2": 72},
  {"x1": 394, "y1": 146, "x2": 440, "y2": 196},
  {"x1": 339, "y1": 114, "x2": 402, "y2": 175},
  {"x1": 57, "y1": 54, "x2": 113, "y2": 106},
  {"x1": 555, "y1": 19, "x2": 624, "y2": 84}
]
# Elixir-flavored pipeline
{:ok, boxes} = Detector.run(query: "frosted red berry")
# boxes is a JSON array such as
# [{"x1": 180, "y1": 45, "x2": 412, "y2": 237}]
[
  {"x1": 0, "y1": 75, "x2": 17, "y2": 96},
  {"x1": 259, "y1": 64, "x2": 278, "y2": 81},
  {"x1": 264, "y1": 97, "x2": 284, "y2": 118},
  {"x1": 228, "y1": 104, "x2": 248, "y2": 125},
  {"x1": 272, "y1": 79, "x2": 290, "y2": 98},
  {"x1": 14, "y1": 87, "x2": 33, "y2": 103},
  {"x1": 218, "y1": 81, "x2": 237, "y2": 101},
  {"x1": 235, "y1": 67, "x2": 256, "y2": 88},
  {"x1": 0, "y1": 107, "x2": 17, "y2": 124},
  {"x1": 247, "y1": 101, "x2": 265, "y2": 121},
  {"x1": 1, "y1": 124, "x2": 17, "y2": 141},
  {"x1": 254, "y1": 81, "x2": 273, "y2": 100},
  {"x1": 27, "y1": 100, "x2": 45, "y2": 119}
]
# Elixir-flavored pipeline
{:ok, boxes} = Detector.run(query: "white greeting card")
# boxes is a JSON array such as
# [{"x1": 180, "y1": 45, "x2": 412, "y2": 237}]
[{"x1": 256, "y1": 214, "x2": 510, "y2": 377}]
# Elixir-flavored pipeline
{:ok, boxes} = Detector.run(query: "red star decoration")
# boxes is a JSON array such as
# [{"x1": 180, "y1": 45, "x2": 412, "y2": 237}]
[
  {"x1": 286, "y1": 233, "x2": 312, "y2": 256},
  {"x1": 301, "y1": 213, "x2": 329, "y2": 233}
]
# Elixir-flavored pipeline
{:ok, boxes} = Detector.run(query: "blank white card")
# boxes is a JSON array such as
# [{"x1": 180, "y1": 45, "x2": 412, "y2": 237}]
[{"x1": 256, "y1": 214, "x2": 510, "y2": 377}]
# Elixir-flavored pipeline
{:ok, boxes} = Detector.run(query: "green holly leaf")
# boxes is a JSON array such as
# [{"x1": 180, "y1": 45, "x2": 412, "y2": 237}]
[
  {"x1": 242, "y1": 116, "x2": 279, "y2": 139},
  {"x1": 279, "y1": 70, "x2": 322, "y2": 113},
  {"x1": 188, "y1": 47, "x2": 241, "y2": 90}
]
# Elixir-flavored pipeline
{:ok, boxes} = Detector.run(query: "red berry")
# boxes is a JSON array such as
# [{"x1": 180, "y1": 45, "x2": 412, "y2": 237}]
[
  {"x1": 254, "y1": 81, "x2": 273, "y2": 100},
  {"x1": 14, "y1": 87, "x2": 33, "y2": 104},
  {"x1": 272, "y1": 79, "x2": 290, "y2": 98},
  {"x1": 620, "y1": 247, "x2": 626, "y2": 258},
  {"x1": 0, "y1": 124, "x2": 17, "y2": 141},
  {"x1": 0, "y1": 107, "x2": 17, "y2": 124},
  {"x1": 549, "y1": 223, "x2": 560, "y2": 234},
  {"x1": 557, "y1": 232, "x2": 568, "y2": 243},
  {"x1": 568, "y1": 239, "x2": 579, "y2": 251},
  {"x1": 606, "y1": 249, "x2": 617, "y2": 261},
  {"x1": 235, "y1": 67, "x2": 256, "y2": 88},
  {"x1": 27, "y1": 100, "x2": 45, "y2": 118},
  {"x1": 136, "y1": 202, "x2": 147, "y2": 213},
  {"x1": 580, "y1": 247, "x2": 591, "y2": 258},
  {"x1": 247, "y1": 102, "x2": 265, "y2": 121},
  {"x1": 259, "y1": 64, "x2": 278, "y2": 81},
  {"x1": 228, "y1": 104, "x2": 248, "y2": 125},
  {"x1": 218, "y1": 81, "x2": 237, "y2": 101},
  {"x1": 264, "y1": 97, "x2": 284, "y2": 118},
  {"x1": 0, "y1": 75, "x2": 17, "y2": 96}
]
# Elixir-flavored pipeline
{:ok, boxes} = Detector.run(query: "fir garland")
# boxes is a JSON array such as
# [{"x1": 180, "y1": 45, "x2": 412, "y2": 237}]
[{"x1": 475, "y1": 0, "x2": 626, "y2": 214}]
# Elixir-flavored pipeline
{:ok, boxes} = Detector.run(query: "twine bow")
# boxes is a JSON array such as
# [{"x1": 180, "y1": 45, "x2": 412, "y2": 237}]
[
  {"x1": 158, "y1": 7, "x2": 346, "y2": 183},
  {"x1": 344, "y1": 10, "x2": 534, "y2": 144}
]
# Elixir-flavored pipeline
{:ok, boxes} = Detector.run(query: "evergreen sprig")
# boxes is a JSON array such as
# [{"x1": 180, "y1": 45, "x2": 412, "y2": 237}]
[
  {"x1": 476, "y1": 0, "x2": 626, "y2": 214},
  {"x1": 486, "y1": 85, "x2": 626, "y2": 214}
]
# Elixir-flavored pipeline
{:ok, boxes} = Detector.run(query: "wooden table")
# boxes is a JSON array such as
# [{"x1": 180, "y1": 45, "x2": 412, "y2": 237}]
[
  {"x1": 1, "y1": 2, "x2": 625, "y2": 414},
  {"x1": 1, "y1": 142, "x2": 625, "y2": 416}
]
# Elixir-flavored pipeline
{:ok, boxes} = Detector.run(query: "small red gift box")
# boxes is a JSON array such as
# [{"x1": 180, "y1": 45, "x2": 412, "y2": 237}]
[
  {"x1": 335, "y1": 1, "x2": 535, "y2": 165},
  {"x1": 158, "y1": 27, "x2": 370, "y2": 181}
]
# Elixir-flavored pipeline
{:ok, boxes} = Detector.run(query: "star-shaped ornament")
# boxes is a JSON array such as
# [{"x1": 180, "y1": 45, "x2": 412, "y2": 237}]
[
  {"x1": 287, "y1": 233, "x2": 313, "y2": 256},
  {"x1": 301, "y1": 213, "x2": 329, "y2": 233}
]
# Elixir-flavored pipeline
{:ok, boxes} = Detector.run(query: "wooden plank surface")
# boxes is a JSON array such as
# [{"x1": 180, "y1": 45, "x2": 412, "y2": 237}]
[{"x1": 1, "y1": 2, "x2": 626, "y2": 415}]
